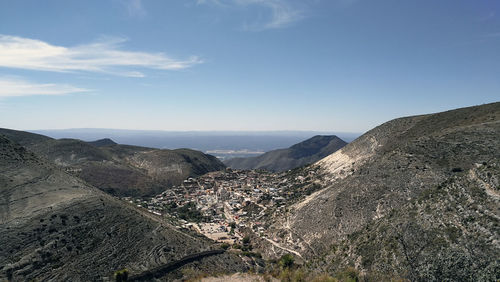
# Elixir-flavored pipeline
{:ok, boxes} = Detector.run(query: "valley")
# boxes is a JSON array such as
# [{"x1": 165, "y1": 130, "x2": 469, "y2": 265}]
[
  {"x1": 3, "y1": 1, "x2": 499, "y2": 280},
  {"x1": 122, "y1": 167, "x2": 322, "y2": 247},
  {"x1": 1, "y1": 102, "x2": 499, "y2": 281}
]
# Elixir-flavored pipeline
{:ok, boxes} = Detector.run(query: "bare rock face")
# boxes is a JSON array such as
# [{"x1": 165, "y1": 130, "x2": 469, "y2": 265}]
[
  {"x1": 0, "y1": 129, "x2": 226, "y2": 197},
  {"x1": 0, "y1": 136, "x2": 244, "y2": 281},
  {"x1": 263, "y1": 102, "x2": 500, "y2": 280}
]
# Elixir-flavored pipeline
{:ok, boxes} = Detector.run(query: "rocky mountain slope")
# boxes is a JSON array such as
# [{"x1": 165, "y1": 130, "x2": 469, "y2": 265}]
[
  {"x1": 0, "y1": 135, "x2": 246, "y2": 281},
  {"x1": 225, "y1": 135, "x2": 347, "y2": 172},
  {"x1": 0, "y1": 129, "x2": 225, "y2": 197},
  {"x1": 260, "y1": 102, "x2": 500, "y2": 281}
]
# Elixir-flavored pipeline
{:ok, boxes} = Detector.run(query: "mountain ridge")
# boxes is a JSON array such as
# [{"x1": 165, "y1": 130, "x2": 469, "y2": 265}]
[
  {"x1": 256, "y1": 102, "x2": 500, "y2": 281},
  {"x1": 86, "y1": 138, "x2": 117, "y2": 147},
  {"x1": 0, "y1": 128, "x2": 225, "y2": 197},
  {"x1": 225, "y1": 135, "x2": 347, "y2": 172}
]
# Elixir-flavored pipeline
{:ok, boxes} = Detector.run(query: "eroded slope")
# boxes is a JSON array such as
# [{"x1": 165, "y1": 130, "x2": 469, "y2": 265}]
[{"x1": 0, "y1": 136, "x2": 243, "y2": 280}]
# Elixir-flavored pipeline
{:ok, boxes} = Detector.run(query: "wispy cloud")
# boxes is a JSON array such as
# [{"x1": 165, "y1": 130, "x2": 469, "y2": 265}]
[
  {"x1": 0, "y1": 77, "x2": 89, "y2": 97},
  {"x1": 0, "y1": 35, "x2": 202, "y2": 77},
  {"x1": 124, "y1": 0, "x2": 147, "y2": 18},
  {"x1": 197, "y1": 0, "x2": 304, "y2": 30}
]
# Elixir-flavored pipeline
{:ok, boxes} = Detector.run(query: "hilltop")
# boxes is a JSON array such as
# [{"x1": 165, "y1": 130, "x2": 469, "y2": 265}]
[
  {"x1": 86, "y1": 138, "x2": 117, "y2": 147},
  {"x1": 0, "y1": 128, "x2": 225, "y2": 197},
  {"x1": 225, "y1": 135, "x2": 347, "y2": 172}
]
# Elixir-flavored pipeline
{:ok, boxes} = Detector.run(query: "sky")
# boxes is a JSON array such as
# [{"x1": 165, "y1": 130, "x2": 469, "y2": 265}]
[{"x1": 0, "y1": 0, "x2": 499, "y2": 133}]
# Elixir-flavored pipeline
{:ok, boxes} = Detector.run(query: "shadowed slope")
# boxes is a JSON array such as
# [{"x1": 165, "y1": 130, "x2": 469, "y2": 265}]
[{"x1": 225, "y1": 135, "x2": 347, "y2": 172}]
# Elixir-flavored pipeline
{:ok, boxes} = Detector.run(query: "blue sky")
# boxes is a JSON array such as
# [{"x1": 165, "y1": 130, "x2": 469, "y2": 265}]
[{"x1": 0, "y1": 0, "x2": 499, "y2": 132}]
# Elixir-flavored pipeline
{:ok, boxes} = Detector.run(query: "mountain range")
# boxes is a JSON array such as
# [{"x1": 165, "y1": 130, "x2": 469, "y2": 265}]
[
  {"x1": 0, "y1": 129, "x2": 225, "y2": 197},
  {"x1": 225, "y1": 135, "x2": 347, "y2": 172},
  {"x1": 1, "y1": 102, "x2": 499, "y2": 281}
]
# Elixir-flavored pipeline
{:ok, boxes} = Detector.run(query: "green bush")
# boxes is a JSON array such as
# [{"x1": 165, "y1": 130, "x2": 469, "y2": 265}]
[
  {"x1": 242, "y1": 235, "x2": 251, "y2": 245},
  {"x1": 279, "y1": 254, "x2": 294, "y2": 269}
]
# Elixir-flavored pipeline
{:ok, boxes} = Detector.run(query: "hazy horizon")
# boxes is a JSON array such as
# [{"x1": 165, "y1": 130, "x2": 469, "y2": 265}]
[
  {"x1": 27, "y1": 128, "x2": 361, "y2": 159},
  {"x1": 29, "y1": 127, "x2": 360, "y2": 135}
]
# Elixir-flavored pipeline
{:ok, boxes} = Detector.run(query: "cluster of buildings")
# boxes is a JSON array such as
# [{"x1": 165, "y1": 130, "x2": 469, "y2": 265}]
[{"x1": 123, "y1": 168, "x2": 305, "y2": 244}]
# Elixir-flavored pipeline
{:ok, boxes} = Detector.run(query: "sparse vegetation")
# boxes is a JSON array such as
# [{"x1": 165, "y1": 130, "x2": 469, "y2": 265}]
[
  {"x1": 114, "y1": 269, "x2": 128, "y2": 282},
  {"x1": 176, "y1": 202, "x2": 207, "y2": 222}
]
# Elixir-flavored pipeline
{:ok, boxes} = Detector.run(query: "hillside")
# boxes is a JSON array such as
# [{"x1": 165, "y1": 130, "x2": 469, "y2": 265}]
[
  {"x1": 0, "y1": 129, "x2": 225, "y2": 197},
  {"x1": 225, "y1": 135, "x2": 347, "y2": 172},
  {"x1": 258, "y1": 102, "x2": 500, "y2": 281},
  {"x1": 0, "y1": 135, "x2": 246, "y2": 280}
]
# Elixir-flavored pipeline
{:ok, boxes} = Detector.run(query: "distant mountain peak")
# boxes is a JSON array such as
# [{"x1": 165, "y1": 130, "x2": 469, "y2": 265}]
[
  {"x1": 225, "y1": 135, "x2": 347, "y2": 172},
  {"x1": 86, "y1": 138, "x2": 117, "y2": 147},
  {"x1": 289, "y1": 135, "x2": 346, "y2": 159}
]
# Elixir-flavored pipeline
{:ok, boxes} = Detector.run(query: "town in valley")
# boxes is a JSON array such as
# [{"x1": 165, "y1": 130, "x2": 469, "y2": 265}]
[{"x1": 122, "y1": 168, "x2": 319, "y2": 245}]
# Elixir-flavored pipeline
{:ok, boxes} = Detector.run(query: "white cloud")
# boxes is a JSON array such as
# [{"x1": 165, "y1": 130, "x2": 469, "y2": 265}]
[
  {"x1": 198, "y1": 0, "x2": 304, "y2": 30},
  {"x1": 0, "y1": 35, "x2": 202, "y2": 77},
  {"x1": 0, "y1": 77, "x2": 89, "y2": 97}
]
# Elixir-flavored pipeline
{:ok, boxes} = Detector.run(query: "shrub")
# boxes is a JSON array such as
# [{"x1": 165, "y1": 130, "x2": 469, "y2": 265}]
[
  {"x1": 335, "y1": 267, "x2": 359, "y2": 282},
  {"x1": 311, "y1": 274, "x2": 336, "y2": 282},
  {"x1": 293, "y1": 268, "x2": 307, "y2": 282},
  {"x1": 279, "y1": 268, "x2": 293, "y2": 282},
  {"x1": 114, "y1": 269, "x2": 128, "y2": 282},
  {"x1": 242, "y1": 235, "x2": 251, "y2": 245},
  {"x1": 241, "y1": 251, "x2": 262, "y2": 258},
  {"x1": 279, "y1": 254, "x2": 294, "y2": 269}
]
